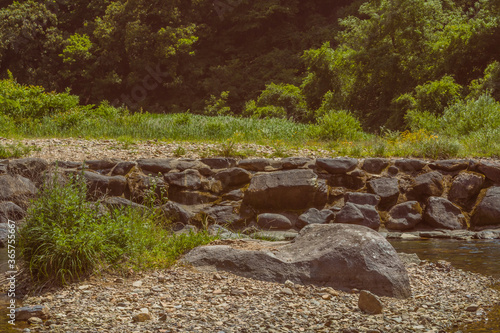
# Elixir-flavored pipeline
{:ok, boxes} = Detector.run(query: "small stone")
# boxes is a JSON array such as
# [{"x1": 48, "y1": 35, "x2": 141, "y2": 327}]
[
  {"x1": 284, "y1": 280, "x2": 294, "y2": 288},
  {"x1": 466, "y1": 304, "x2": 479, "y2": 312},
  {"x1": 281, "y1": 288, "x2": 293, "y2": 295},
  {"x1": 28, "y1": 317, "x2": 43, "y2": 325},
  {"x1": 132, "y1": 312, "x2": 151, "y2": 322},
  {"x1": 159, "y1": 313, "x2": 167, "y2": 321},
  {"x1": 358, "y1": 290, "x2": 383, "y2": 314},
  {"x1": 132, "y1": 280, "x2": 143, "y2": 287},
  {"x1": 321, "y1": 294, "x2": 331, "y2": 300}
]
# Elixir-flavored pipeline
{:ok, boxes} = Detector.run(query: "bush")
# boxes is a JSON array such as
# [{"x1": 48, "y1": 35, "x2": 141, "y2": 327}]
[
  {"x1": 204, "y1": 91, "x2": 231, "y2": 116},
  {"x1": 316, "y1": 110, "x2": 365, "y2": 141}
]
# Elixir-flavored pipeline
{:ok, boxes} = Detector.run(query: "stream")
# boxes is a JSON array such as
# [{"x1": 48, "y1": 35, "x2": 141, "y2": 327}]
[{"x1": 1, "y1": 240, "x2": 500, "y2": 332}]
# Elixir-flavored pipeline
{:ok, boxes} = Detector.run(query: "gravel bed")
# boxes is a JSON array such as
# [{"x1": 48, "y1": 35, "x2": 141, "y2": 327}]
[{"x1": 18, "y1": 260, "x2": 500, "y2": 333}]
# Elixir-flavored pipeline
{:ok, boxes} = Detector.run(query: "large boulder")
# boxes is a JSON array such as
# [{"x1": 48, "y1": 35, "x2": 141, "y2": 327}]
[
  {"x1": 335, "y1": 203, "x2": 381, "y2": 230},
  {"x1": 448, "y1": 172, "x2": 484, "y2": 208},
  {"x1": 471, "y1": 186, "x2": 500, "y2": 227},
  {"x1": 367, "y1": 177, "x2": 399, "y2": 210},
  {"x1": 386, "y1": 201, "x2": 423, "y2": 231},
  {"x1": 183, "y1": 224, "x2": 411, "y2": 298},
  {"x1": 477, "y1": 161, "x2": 500, "y2": 183},
  {"x1": 423, "y1": 197, "x2": 466, "y2": 230},
  {"x1": 243, "y1": 169, "x2": 318, "y2": 210},
  {"x1": 316, "y1": 158, "x2": 358, "y2": 174},
  {"x1": 238, "y1": 158, "x2": 278, "y2": 171},
  {"x1": 409, "y1": 171, "x2": 444, "y2": 200},
  {"x1": 281, "y1": 157, "x2": 312, "y2": 169}
]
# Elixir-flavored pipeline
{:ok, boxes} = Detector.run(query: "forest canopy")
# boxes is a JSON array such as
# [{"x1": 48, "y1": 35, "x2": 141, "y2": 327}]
[{"x1": 0, "y1": 0, "x2": 499, "y2": 131}]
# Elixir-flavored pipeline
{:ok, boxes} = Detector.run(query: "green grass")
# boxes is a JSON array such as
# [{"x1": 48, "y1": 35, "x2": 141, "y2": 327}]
[
  {"x1": 0, "y1": 142, "x2": 39, "y2": 159},
  {"x1": 18, "y1": 173, "x2": 218, "y2": 286}
]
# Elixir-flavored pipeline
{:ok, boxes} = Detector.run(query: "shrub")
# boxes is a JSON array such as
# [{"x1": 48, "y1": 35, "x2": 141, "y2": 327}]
[
  {"x1": 204, "y1": 91, "x2": 231, "y2": 116},
  {"x1": 316, "y1": 110, "x2": 365, "y2": 141}
]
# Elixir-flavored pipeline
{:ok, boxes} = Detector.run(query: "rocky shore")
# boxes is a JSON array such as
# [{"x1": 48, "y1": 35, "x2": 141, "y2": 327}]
[{"x1": 10, "y1": 254, "x2": 500, "y2": 333}]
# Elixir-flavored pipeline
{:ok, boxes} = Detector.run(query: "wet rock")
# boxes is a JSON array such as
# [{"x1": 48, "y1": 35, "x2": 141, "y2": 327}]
[
  {"x1": 424, "y1": 197, "x2": 466, "y2": 230},
  {"x1": 164, "y1": 169, "x2": 203, "y2": 190},
  {"x1": 213, "y1": 168, "x2": 252, "y2": 189},
  {"x1": 471, "y1": 186, "x2": 500, "y2": 227},
  {"x1": 448, "y1": 172, "x2": 484, "y2": 208},
  {"x1": 110, "y1": 161, "x2": 137, "y2": 176},
  {"x1": 429, "y1": 160, "x2": 469, "y2": 172},
  {"x1": 386, "y1": 201, "x2": 423, "y2": 231},
  {"x1": 409, "y1": 171, "x2": 444, "y2": 200},
  {"x1": 362, "y1": 158, "x2": 389, "y2": 174},
  {"x1": 367, "y1": 177, "x2": 399, "y2": 210},
  {"x1": 183, "y1": 224, "x2": 411, "y2": 298},
  {"x1": 345, "y1": 192, "x2": 380, "y2": 207},
  {"x1": 200, "y1": 158, "x2": 237, "y2": 169},
  {"x1": 15, "y1": 305, "x2": 50, "y2": 321},
  {"x1": 316, "y1": 158, "x2": 358, "y2": 174},
  {"x1": 358, "y1": 290, "x2": 383, "y2": 314},
  {"x1": 257, "y1": 213, "x2": 293, "y2": 230},
  {"x1": 477, "y1": 161, "x2": 500, "y2": 183},
  {"x1": 394, "y1": 159, "x2": 427, "y2": 172},
  {"x1": 243, "y1": 169, "x2": 318, "y2": 210},
  {"x1": 335, "y1": 203, "x2": 381, "y2": 230},
  {"x1": 296, "y1": 208, "x2": 335, "y2": 229}
]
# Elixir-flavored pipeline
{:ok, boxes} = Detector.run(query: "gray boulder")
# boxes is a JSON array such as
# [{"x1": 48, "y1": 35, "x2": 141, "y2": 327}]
[
  {"x1": 335, "y1": 203, "x2": 381, "y2": 230},
  {"x1": 83, "y1": 171, "x2": 127, "y2": 197},
  {"x1": 160, "y1": 201, "x2": 194, "y2": 224},
  {"x1": 296, "y1": 208, "x2": 335, "y2": 229},
  {"x1": 409, "y1": 171, "x2": 444, "y2": 200},
  {"x1": 164, "y1": 169, "x2": 203, "y2": 190},
  {"x1": 423, "y1": 197, "x2": 466, "y2": 230},
  {"x1": 110, "y1": 161, "x2": 137, "y2": 176},
  {"x1": 0, "y1": 174, "x2": 37, "y2": 207},
  {"x1": 137, "y1": 159, "x2": 175, "y2": 174},
  {"x1": 386, "y1": 201, "x2": 422, "y2": 231},
  {"x1": 367, "y1": 177, "x2": 399, "y2": 210},
  {"x1": 213, "y1": 168, "x2": 252, "y2": 189},
  {"x1": 243, "y1": 169, "x2": 318, "y2": 210},
  {"x1": 477, "y1": 161, "x2": 500, "y2": 183},
  {"x1": 257, "y1": 213, "x2": 293, "y2": 230},
  {"x1": 345, "y1": 192, "x2": 380, "y2": 207},
  {"x1": 8, "y1": 158, "x2": 49, "y2": 182},
  {"x1": 183, "y1": 224, "x2": 411, "y2": 298},
  {"x1": 394, "y1": 159, "x2": 427, "y2": 172},
  {"x1": 471, "y1": 186, "x2": 500, "y2": 227},
  {"x1": 317, "y1": 158, "x2": 358, "y2": 174},
  {"x1": 429, "y1": 159, "x2": 469, "y2": 172},
  {"x1": 203, "y1": 205, "x2": 242, "y2": 225},
  {"x1": 448, "y1": 172, "x2": 484, "y2": 208},
  {"x1": 84, "y1": 159, "x2": 118, "y2": 171}
]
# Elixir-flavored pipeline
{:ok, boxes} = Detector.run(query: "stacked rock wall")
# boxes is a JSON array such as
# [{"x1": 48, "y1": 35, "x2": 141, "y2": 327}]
[{"x1": 2, "y1": 157, "x2": 500, "y2": 235}]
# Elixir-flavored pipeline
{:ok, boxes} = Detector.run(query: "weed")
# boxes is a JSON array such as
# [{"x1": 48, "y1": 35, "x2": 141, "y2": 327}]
[
  {"x1": 173, "y1": 145, "x2": 186, "y2": 157},
  {"x1": 0, "y1": 143, "x2": 39, "y2": 159}
]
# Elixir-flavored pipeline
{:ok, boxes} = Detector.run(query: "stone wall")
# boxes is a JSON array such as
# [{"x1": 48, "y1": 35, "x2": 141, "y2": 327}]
[{"x1": 1, "y1": 157, "x2": 500, "y2": 240}]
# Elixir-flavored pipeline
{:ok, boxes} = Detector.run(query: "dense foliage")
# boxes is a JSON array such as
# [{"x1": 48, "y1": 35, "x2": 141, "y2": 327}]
[{"x1": 0, "y1": 0, "x2": 499, "y2": 132}]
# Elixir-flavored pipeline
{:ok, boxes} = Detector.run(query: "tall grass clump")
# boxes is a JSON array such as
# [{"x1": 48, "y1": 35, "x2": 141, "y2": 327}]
[{"x1": 19, "y1": 173, "x2": 217, "y2": 286}]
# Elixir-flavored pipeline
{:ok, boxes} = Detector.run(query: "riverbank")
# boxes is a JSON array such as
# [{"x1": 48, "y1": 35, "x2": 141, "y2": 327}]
[{"x1": 5, "y1": 254, "x2": 498, "y2": 333}]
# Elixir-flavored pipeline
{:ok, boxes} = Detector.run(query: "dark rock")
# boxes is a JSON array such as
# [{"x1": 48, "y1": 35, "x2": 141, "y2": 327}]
[
  {"x1": 53, "y1": 160, "x2": 82, "y2": 169},
  {"x1": 201, "y1": 158, "x2": 237, "y2": 169},
  {"x1": 182, "y1": 224, "x2": 411, "y2": 298},
  {"x1": 429, "y1": 159, "x2": 469, "y2": 172},
  {"x1": 317, "y1": 158, "x2": 358, "y2": 174},
  {"x1": 213, "y1": 168, "x2": 252, "y2": 189},
  {"x1": 328, "y1": 172, "x2": 366, "y2": 190},
  {"x1": 160, "y1": 201, "x2": 193, "y2": 224},
  {"x1": 471, "y1": 186, "x2": 500, "y2": 227},
  {"x1": 169, "y1": 190, "x2": 218, "y2": 205},
  {"x1": 203, "y1": 205, "x2": 242, "y2": 225},
  {"x1": 362, "y1": 158, "x2": 389, "y2": 174},
  {"x1": 448, "y1": 172, "x2": 484, "y2": 208},
  {"x1": 423, "y1": 197, "x2": 466, "y2": 230},
  {"x1": 222, "y1": 189, "x2": 244, "y2": 201},
  {"x1": 477, "y1": 161, "x2": 500, "y2": 183},
  {"x1": 172, "y1": 159, "x2": 212, "y2": 176},
  {"x1": 358, "y1": 290, "x2": 383, "y2": 314},
  {"x1": 83, "y1": 171, "x2": 127, "y2": 197},
  {"x1": 238, "y1": 158, "x2": 277, "y2": 171},
  {"x1": 137, "y1": 159, "x2": 175, "y2": 174},
  {"x1": 164, "y1": 169, "x2": 203, "y2": 190},
  {"x1": 0, "y1": 174, "x2": 37, "y2": 207},
  {"x1": 419, "y1": 230, "x2": 451, "y2": 239},
  {"x1": 102, "y1": 197, "x2": 148, "y2": 211},
  {"x1": 296, "y1": 208, "x2": 335, "y2": 229},
  {"x1": 0, "y1": 160, "x2": 7, "y2": 175},
  {"x1": 243, "y1": 169, "x2": 318, "y2": 210},
  {"x1": 394, "y1": 159, "x2": 427, "y2": 172},
  {"x1": 257, "y1": 213, "x2": 293, "y2": 230},
  {"x1": 110, "y1": 161, "x2": 137, "y2": 176},
  {"x1": 281, "y1": 157, "x2": 312, "y2": 169},
  {"x1": 345, "y1": 192, "x2": 380, "y2": 206},
  {"x1": 409, "y1": 171, "x2": 444, "y2": 200},
  {"x1": 367, "y1": 177, "x2": 399, "y2": 210},
  {"x1": 0, "y1": 201, "x2": 26, "y2": 223},
  {"x1": 127, "y1": 171, "x2": 167, "y2": 203},
  {"x1": 386, "y1": 201, "x2": 422, "y2": 231},
  {"x1": 387, "y1": 166, "x2": 399, "y2": 175},
  {"x1": 335, "y1": 203, "x2": 381, "y2": 230},
  {"x1": 8, "y1": 158, "x2": 49, "y2": 182},
  {"x1": 15, "y1": 305, "x2": 50, "y2": 321},
  {"x1": 84, "y1": 159, "x2": 118, "y2": 171}
]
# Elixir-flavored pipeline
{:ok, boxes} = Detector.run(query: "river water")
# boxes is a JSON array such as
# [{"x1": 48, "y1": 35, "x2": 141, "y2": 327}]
[{"x1": 1, "y1": 240, "x2": 499, "y2": 332}]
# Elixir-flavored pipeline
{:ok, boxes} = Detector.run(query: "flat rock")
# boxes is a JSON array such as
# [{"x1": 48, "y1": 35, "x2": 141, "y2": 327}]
[
  {"x1": 110, "y1": 161, "x2": 137, "y2": 176},
  {"x1": 296, "y1": 208, "x2": 335, "y2": 229},
  {"x1": 423, "y1": 197, "x2": 466, "y2": 230},
  {"x1": 15, "y1": 305, "x2": 50, "y2": 321},
  {"x1": 83, "y1": 171, "x2": 127, "y2": 197},
  {"x1": 238, "y1": 158, "x2": 277, "y2": 171},
  {"x1": 213, "y1": 168, "x2": 252, "y2": 189},
  {"x1": 394, "y1": 159, "x2": 427, "y2": 172},
  {"x1": 183, "y1": 224, "x2": 411, "y2": 298},
  {"x1": 335, "y1": 203, "x2": 381, "y2": 230},
  {"x1": 200, "y1": 158, "x2": 237, "y2": 169},
  {"x1": 251, "y1": 230, "x2": 298, "y2": 241},
  {"x1": 471, "y1": 186, "x2": 500, "y2": 227},
  {"x1": 316, "y1": 158, "x2": 358, "y2": 174},
  {"x1": 367, "y1": 177, "x2": 399, "y2": 210},
  {"x1": 243, "y1": 169, "x2": 318, "y2": 210},
  {"x1": 429, "y1": 159, "x2": 469, "y2": 172},
  {"x1": 84, "y1": 159, "x2": 118, "y2": 171},
  {"x1": 477, "y1": 161, "x2": 500, "y2": 183},
  {"x1": 345, "y1": 192, "x2": 380, "y2": 206},
  {"x1": 281, "y1": 157, "x2": 312, "y2": 169},
  {"x1": 362, "y1": 158, "x2": 389, "y2": 174},
  {"x1": 257, "y1": 213, "x2": 293, "y2": 230},
  {"x1": 137, "y1": 159, "x2": 175, "y2": 174},
  {"x1": 386, "y1": 201, "x2": 422, "y2": 231}
]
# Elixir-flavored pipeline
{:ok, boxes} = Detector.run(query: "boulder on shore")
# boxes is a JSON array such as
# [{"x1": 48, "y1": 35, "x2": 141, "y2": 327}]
[{"x1": 182, "y1": 224, "x2": 411, "y2": 298}]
